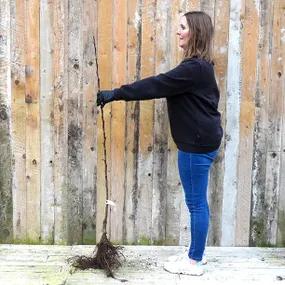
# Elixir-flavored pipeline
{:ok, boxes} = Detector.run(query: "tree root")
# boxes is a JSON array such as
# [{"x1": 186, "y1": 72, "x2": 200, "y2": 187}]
[{"x1": 68, "y1": 232, "x2": 125, "y2": 279}]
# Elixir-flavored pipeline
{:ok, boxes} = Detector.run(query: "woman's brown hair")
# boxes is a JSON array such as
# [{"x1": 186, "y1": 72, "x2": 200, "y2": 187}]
[{"x1": 183, "y1": 11, "x2": 214, "y2": 63}]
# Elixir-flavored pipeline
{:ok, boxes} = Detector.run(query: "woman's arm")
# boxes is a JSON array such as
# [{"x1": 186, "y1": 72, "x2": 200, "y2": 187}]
[{"x1": 113, "y1": 61, "x2": 199, "y2": 101}]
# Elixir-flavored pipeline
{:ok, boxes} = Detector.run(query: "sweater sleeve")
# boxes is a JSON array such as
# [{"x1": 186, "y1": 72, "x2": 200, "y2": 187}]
[{"x1": 113, "y1": 61, "x2": 199, "y2": 101}]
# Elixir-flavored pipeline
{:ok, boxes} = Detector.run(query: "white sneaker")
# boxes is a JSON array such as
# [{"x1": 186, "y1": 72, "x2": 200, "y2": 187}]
[
  {"x1": 163, "y1": 259, "x2": 204, "y2": 276},
  {"x1": 167, "y1": 251, "x2": 207, "y2": 265}
]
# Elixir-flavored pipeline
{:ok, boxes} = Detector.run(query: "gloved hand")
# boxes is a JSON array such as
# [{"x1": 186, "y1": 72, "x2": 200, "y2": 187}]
[{"x1": 97, "y1": 90, "x2": 115, "y2": 107}]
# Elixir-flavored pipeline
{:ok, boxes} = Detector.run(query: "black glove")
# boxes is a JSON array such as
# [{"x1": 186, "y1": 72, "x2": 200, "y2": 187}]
[{"x1": 96, "y1": 90, "x2": 115, "y2": 107}]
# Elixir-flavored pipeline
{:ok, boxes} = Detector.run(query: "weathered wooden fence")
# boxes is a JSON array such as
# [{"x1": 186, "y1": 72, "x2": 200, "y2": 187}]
[{"x1": 0, "y1": 0, "x2": 284, "y2": 246}]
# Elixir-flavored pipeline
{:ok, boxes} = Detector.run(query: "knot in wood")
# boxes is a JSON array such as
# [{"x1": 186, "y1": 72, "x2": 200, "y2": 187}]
[
  {"x1": 25, "y1": 94, "x2": 33, "y2": 104},
  {"x1": 0, "y1": 105, "x2": 8, "y2": 120}
]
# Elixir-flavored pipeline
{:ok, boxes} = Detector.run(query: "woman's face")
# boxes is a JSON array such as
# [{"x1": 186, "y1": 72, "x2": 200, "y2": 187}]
[{"x1": 177, "y1": 16, "x2": 190, "y2": 50}]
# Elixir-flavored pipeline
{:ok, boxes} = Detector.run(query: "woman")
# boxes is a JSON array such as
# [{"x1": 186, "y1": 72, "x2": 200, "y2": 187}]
[{"x1": 97, "y1": 11, "x2": 223, "y2": 276}]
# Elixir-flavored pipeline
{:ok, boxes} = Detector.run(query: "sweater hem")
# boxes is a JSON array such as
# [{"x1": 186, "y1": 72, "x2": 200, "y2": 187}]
[{"x1": 176, "y1": 141, "x2": 221, "y2": 153}]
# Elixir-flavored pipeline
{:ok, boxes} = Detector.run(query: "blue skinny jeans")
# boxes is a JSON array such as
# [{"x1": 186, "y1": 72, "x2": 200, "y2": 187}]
[{"x1": 178, "y1": 149, "x2": 218, "y2": 261}]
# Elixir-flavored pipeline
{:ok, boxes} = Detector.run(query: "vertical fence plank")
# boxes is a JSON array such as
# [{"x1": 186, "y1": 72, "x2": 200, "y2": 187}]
[
  {"x1": 96, "y1": 0, "x2": 113, "y2": 240},
  {"x1": 53, "y1": 0, "x2": 68, "y2": 244},
  {"x1": 178, "y1": 0, "x2": 191, "y2": 246},
  {"x1": 123, "y1": 0, "x2": 141, "y2": 244},
  {"x1": 40, "y1": 0, "x2": 55, "y2": 244},
  {"x1": 25, "y1": 0, "x2": 41, "y2": 242},
  {"x1": 208, "y1": 0, "x2": 230, "y2": 246},
  {"x1": 264, "y1": 0, "x2": 283, "y2": 245},
  {"x1": 250, "y1": 0, "x2": 272, "y2": 246},
  {"x1": 135, "y1": 0, "x2": 155, "y2": 244},
  {"x1": 277, "y1": 2, "x2": 285, "y2": 246},
  {"x1": 235, "y1": 0, "x2": 259, "y2": 246},
  {"x1": 10, "y1": 0, "x2": 27, "y2": 242},
  {"x1": 67, "y1": 0, "x2": 84, "y2": 244},
  {"x1": 221, "y1": 0, "x2": 243, "y2": 246},
  {"x1": 165, "y1": 0, "x2": 183, "y2": 246},
  {"x1": 0, "y1": 0, "x2": 13, "y2": 243},
  {"x1": 109, "y1": 0, "x2": 127, "y2": 243},
  {"x1": 251, "y1": 0, "x2": 283, "y2": 247},
  {"x1": 200, "y1": 0, "x2": 218, "y2": 248},
  {"x1": 82, "y1": 0, "x2": 97, "y2": 244},
  {"x1": 151, "y1": 0, "x2": 171, "y2": 244}
]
